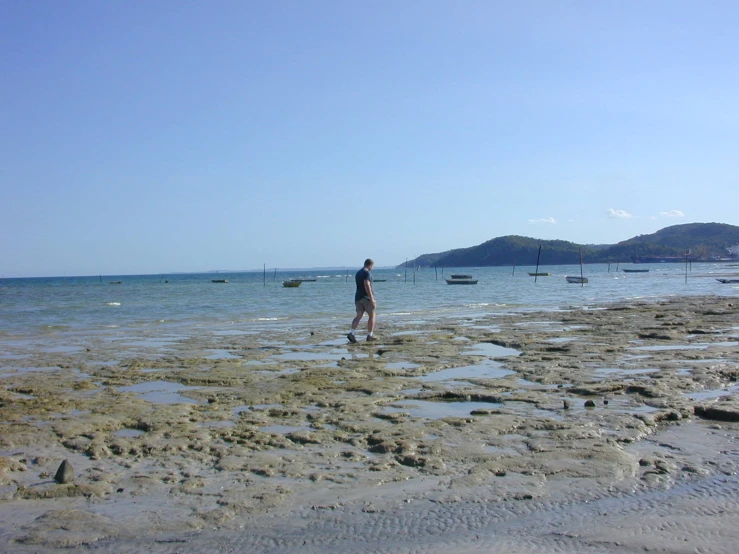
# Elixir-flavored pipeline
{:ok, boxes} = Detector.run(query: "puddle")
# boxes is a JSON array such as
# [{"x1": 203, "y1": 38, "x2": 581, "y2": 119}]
[
  {"x1": 233, "y1": 404, "x2": 282, "y2": 417},
  {"x1": 418, "y1": 361, "x2": 515, "y2": 382},
  {"x1": 8, "y1": 392, "x2": 36, "y2": 399},
  {"x1": 516, "y1": 379, "x2": 566, "y2": 389},
  {"x1": 201, "y1": 420, "x2": 235, "y2": 428},
  {"x1": 390, "y1": 330, "x2": 429, "y2": 336},
  {"x1": 38, "y1": 345, "x2": 84, "y2": 354},
  {"x1": 630, "y1": 342, "x2": 737, "y2": 352},
  {"x1": 117, "y1": 381, "x2": 201, "y2": 404},
  {"x1": 462, "y1": 343, "x2": 520, "y2": 357},
  {"x1": 620, "y1": 355, "x2": 653, "y2": 361},
  {"x1": 685, "y1": 383, "x2": 739, "y2": 402},
  {"x1": 381, "y1": 399, "x2": 503, "y2": 419},
  {"x1": 255, "y1": 368, "x2": 300, "y2": 376},
  {"x1": 595, "y1": 368, "x2": 660, "y2": 376},
  {"x1": 260, "y1": 425, "x2": 309, "y2": 434},
  {"x1": 115, "y1": 429, "x2": 145, "y2": 439},
  {"x1": 205, "y1": 349, "x2": 241, "y2": 360},
  {"x1": 271, "y1": 351, "x2": 346, "y2": 361},
  {"x1": 211, "y1": 330, "x2": 251, "y2": 336},
  {"x1": 1, "y1": 366, "x2": 61, "y2": 375},
  {"x1": 545, "y1": 337, "x2": 576, "y2": 344},
  {"x1": 385, "y1": 362, "x2": 421, "y2": 370},
  {"x1": 672, "y1": 358, "x2": 731, "y2": 364}
]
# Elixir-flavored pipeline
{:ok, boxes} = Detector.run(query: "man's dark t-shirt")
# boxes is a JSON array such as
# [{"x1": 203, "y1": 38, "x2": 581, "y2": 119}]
[{"x1": 354, "y1": 268, "x2": 372, "y2": 302}]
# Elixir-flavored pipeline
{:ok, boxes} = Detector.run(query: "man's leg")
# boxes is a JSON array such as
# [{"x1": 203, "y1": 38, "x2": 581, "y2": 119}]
[
  {"x1": 348, "y1": 304, "x2": 365, "y2": 343},
  {"x1": 367, "y1": 311, "x2": 375, "y2": 335},
  {"x1": 351, "y1": 306, "x2": 365, "y2": 330}
]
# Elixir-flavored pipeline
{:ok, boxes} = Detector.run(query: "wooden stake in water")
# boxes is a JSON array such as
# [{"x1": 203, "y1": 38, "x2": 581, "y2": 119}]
[
  {"x1": 273, "y1": 268, "x2": 277, "y2": 282},
  {"x1": 405, "y1": 259, "x2": 408, "y2": 283},
  {"x1": 579, "y1": 247, "x2": 585, "y2": 287},
  {"x1": 263, "y1": 264, "x2": 266, "y2": 287},
  {"x1": 512, "y1": 264, "x2": 515, "y2": 276},
  {"x1": 434, "y1": 265, "x2": 437, "y2": 280},
  {"x1": 534, "y1": 244, "x2": 542, "y2": 284},
  {"x1": 685, "y1": 251, "x2": 689, "y2": 284}
]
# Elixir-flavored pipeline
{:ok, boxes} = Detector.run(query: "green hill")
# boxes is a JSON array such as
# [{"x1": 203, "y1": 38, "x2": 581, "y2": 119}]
[{"x1": 401, "y1": 223, "x2": 739, "y2": 268}]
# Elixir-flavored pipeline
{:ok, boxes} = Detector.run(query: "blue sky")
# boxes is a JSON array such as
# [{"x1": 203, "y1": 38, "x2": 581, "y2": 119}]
[{"x1": 2, "y1": 1, "x2": 737, "y2": 277}]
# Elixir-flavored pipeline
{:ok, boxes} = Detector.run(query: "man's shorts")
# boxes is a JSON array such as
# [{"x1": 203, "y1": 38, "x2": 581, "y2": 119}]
[{"x1": 356, "y1": 297, "x2": 375, "y2": 314}]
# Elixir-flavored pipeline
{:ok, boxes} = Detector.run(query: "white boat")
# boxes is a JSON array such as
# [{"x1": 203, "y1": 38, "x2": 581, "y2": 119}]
[{"x1": 566, "y1": 276, "x2": 588, "y2": 284}]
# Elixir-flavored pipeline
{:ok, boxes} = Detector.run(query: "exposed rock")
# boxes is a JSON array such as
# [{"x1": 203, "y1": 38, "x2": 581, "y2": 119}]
[{"x1": 54, "y1": 460, "x2": 73, "y2": 484}]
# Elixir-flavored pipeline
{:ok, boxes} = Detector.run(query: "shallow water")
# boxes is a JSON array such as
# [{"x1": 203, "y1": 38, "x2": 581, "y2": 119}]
[
  {"x1": 382, "y1": 399, "x2": 504, "y2": 419},
  {"x1": 117, "y1": 381, "x2": 201, "y2": 404},
  {"x1": 2, "y1": 263, "x2": 738, "y2": 338},
  {"x1": 417, "y1": 362, "x2": 515, "y2": 382}
]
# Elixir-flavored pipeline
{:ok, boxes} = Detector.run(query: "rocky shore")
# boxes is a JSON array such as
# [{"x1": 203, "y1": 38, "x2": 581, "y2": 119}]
[{"x1": 1, "y1": 295, "x2": 738, "y2": 552}]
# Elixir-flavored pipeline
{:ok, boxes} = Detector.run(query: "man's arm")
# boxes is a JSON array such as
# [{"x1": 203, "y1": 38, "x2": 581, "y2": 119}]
[{"x1": 364, "y1": 279, "x2": 374, "y2": 302}]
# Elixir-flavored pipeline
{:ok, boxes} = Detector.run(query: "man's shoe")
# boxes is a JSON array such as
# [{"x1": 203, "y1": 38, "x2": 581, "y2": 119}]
[
  {"x1": 366, "y1": 335, "x2": 379, "y2": 342},
  {"x1": 347, "y1": 333, "x2": 357, "y2": 343}
]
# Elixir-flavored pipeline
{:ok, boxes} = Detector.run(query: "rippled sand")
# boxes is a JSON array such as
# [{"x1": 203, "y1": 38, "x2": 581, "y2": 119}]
[{"x1": 1, "y1": 295, "x2": 738, "y2": 552}]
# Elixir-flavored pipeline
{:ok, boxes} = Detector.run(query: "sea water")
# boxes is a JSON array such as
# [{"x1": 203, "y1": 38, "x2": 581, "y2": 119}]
[{"x1": 0, "y1": 263, "x2": 737, "y2": 339}]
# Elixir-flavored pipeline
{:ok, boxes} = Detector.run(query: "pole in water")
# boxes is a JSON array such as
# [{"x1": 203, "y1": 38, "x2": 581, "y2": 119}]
[
  {"x1": 534, "y1": 244, "x2": 542, "y2": 284},
  {"x1": 685, "y1": 251, "x2": 689, "y2": 284},
  {"x1": 405, "y1": 259, "x2": 408, "y2": 283},
  {"x1": 263, "y1": 264, "x2": 266, "y2": 287},
  {"x1": 579, "y1": 247, "x2": 585, "y2": 287},
  {"x1": 273, "y1": 268, "x2": 277, "y2": 282},
  {"x1": 434, "y1": 265, "x2": 438, "y2": 280},
  {"x1": 346, "y1": 269, "x2": 349, "y2": 283},
  {"x1": 512, "y1": 264, "x2": 515, "y2": 276},
  {"x1": 413, "y1": 265, "x2": 416, "y2": 285},
  {"x1": 99, "y1": 275, "x2": 103, "y2": 284}
]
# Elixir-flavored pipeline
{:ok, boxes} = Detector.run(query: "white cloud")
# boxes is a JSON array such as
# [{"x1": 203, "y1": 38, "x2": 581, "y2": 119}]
[
  {"x1": 660, "y1": 210, "x2": 685, "y2": 218},
  {"x1": 607, "y1": 208, "x2": 632, "y2": 219},
  {"x1": 528, "y1": 217, "x2": 557, "y2": 225}
]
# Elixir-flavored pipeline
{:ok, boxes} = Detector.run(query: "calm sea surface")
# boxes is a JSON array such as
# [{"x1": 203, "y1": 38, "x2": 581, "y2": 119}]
[{"x1": 1, "y1": 264, "x2": 738, "y2": 339}]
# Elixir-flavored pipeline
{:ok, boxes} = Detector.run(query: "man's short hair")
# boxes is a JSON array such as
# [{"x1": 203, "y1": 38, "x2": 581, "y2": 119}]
[{"x1": 364, "y1": 258, "x2": 374, "y2": 268}]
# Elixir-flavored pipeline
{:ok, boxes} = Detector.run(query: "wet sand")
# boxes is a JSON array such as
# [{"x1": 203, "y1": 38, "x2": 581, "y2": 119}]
[{"x1": 1, "y1": 295, "x2": 738, "y2": 552}]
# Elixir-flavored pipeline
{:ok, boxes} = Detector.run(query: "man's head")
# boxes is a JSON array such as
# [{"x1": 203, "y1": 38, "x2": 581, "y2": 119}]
[{"x1": 364, "y1": 258, "x2": 374, "y2": 270}]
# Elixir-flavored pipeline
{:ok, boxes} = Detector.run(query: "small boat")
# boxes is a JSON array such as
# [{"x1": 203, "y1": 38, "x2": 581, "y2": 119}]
[
  {"x1": 211, "y1": 279, "x2": 228, "y2": 283},
  {"x1": 294, "y1": 279, "x2": 316, "y2": 282},
  {"x1": 282, "y1": 280, "x2": 301, "y2": 287},
  {"x1": 109, "y1": 281, "x2": 122, "y2": 284},
  {"x1": 623, "y1": 269, "x2": 649, "y2": 273},
  {"x1": 716, "y1": 278, "x2": 739, "y2": 284},
  {"x1": 566, "y1": 276, "x2": 588, "y2": 284},
  {"x1": 373, "y1": 279, "x2": 386, "y2": 282},
  {"x1": 528, "y1": 272, "x2": 551, "y2": 277},
  {"x1": 445, "y1": 274, "x2": 478, "y2": 285}
]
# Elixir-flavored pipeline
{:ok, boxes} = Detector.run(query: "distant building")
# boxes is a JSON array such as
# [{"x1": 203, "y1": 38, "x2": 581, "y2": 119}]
[{"x1": 729, "y1": 245, "x2": 739, "y2": 258}]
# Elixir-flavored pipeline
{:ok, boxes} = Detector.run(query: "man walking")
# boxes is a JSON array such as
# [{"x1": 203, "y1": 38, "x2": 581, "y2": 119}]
[{"x1": 348, "y1": 258, "x2": 377, "y2": 343}]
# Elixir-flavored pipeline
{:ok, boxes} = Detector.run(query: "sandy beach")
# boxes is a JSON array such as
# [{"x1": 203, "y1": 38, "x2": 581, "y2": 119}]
[{"x1": 1, "y1": 294, "x2": 738, "y2": 553}]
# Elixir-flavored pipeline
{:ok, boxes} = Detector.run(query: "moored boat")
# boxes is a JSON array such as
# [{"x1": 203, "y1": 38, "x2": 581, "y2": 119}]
[
  {"x1": 623, "y1": 269, "x2": 649, "y2": 273},
  {"x1": 566, "y1": 276, "x2": 588, "y2": 284},
  {"x1": 445, "y1": 274, "x2": 478, "y2": 285},
  {"x1": 716, "y1": 278, "x2": 739, "y2": 284},
  {"x1": 211, "y1": 279, "x2": 228, "y2": 283},
  {"x1": 528, "y1": 272, "x2": 551, "y2": 277},
  {"x1": 282, "y1": 280, "x2": 301, "y2": 287}
]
